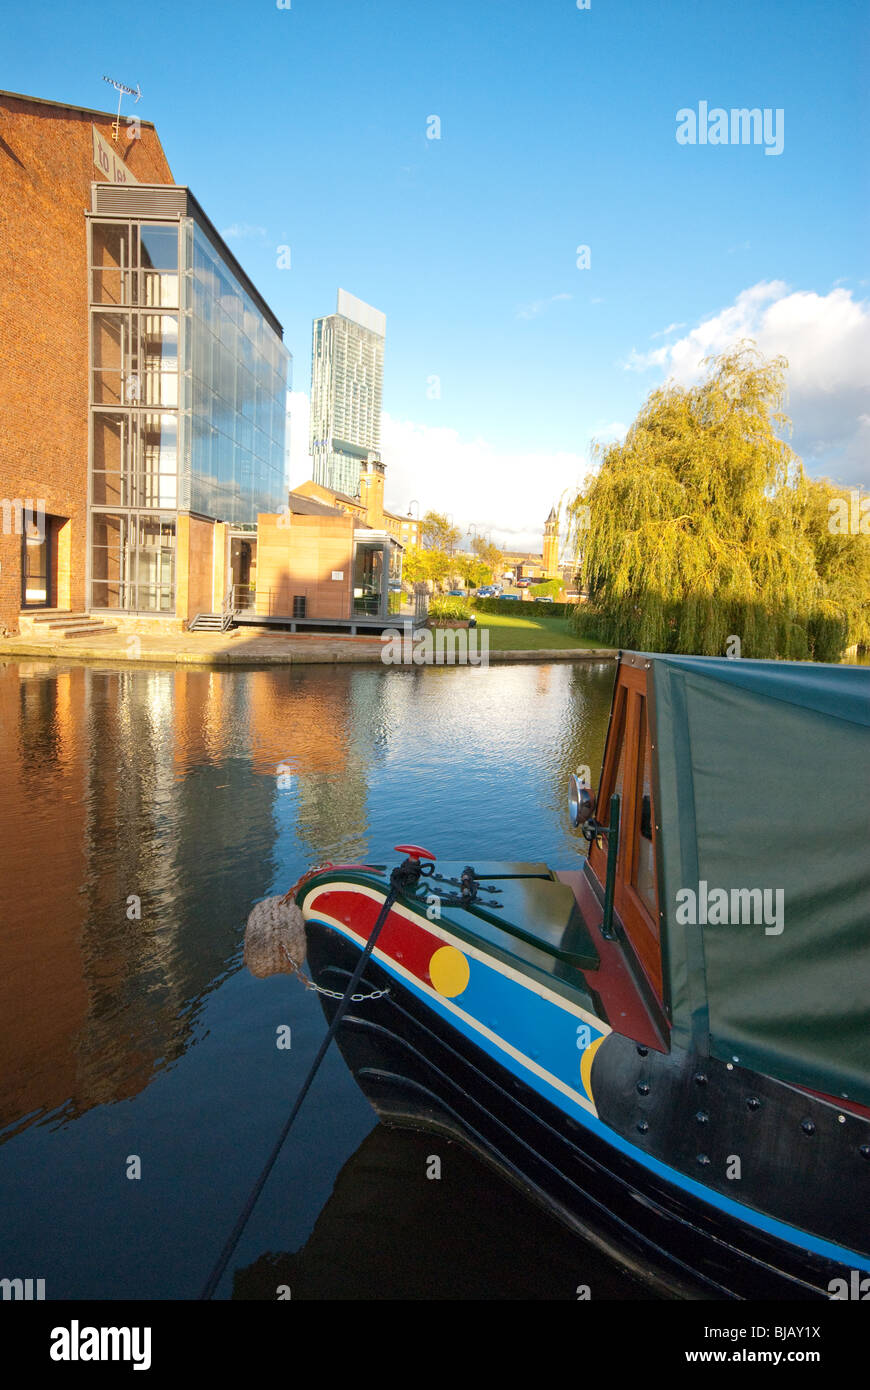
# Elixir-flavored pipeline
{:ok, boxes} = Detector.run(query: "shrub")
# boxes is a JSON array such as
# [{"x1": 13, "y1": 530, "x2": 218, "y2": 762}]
[
  {"x1": 472, "y1": 596, "x2": 576, "y2": 619},
  {"x1": 428, "y1": 595, "x2": 472, "y2": 620},
  {"x1": 529, "y1": 578, "x2": 562, "y2": 599}
]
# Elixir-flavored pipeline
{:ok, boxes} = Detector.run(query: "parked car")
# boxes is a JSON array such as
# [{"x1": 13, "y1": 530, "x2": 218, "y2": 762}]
[
  {"x1": 516, "y1": 578, "x2": 533, "y2": 587},
  {"x1": 501, "y1": 594, "x2": 520, "y2": 601},
  {"x1": 535, "y1": 595, "x2": 554, "y2": 603},
  {"x1": 448, "y1": 589, "x2": 465, "y2": 597}
]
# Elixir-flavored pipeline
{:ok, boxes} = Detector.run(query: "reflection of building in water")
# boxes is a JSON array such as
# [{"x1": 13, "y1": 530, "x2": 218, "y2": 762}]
[
  {"x1": 245, "y1": 665, "x2": 375, "y2": 864},
  {"x1": 0, "y1": 660, "x2": 389, "y2": 1138},
  {"x1": 0, "y1": 666, "x2": 91, "y2": 1131},
  {"x1": 0, "y1": 664, "x2": 278, "y2": 1133}
]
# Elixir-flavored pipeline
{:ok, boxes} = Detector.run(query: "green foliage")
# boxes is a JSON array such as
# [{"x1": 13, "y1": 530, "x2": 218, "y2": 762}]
[
  {"x1": 472, "y1": 596, "x2": 573, "y2": 618},
  {"x1": 455, "y1": 554, "x2": 492, "y2": 587},
  {"x1": 421, "y1": 511, "x2": 461, "y2": 553},
  {"x1": 400, "y1": 545, "x2": 428, "y2": 583},
  {"x1": 471, "y1": 536, "x2": 503, "y2": 574},
  {"x1": 530, "y1": 578, "x2": 561, "y2": 599},
  {"x1": 801, "y1": 478, "x2": 870, "y2": 655},
  {"x1": 402, "y1": 545, "x2": 450, "y2": 585},
  {"x1": 388, "y1": 591, "x2": 402, "y2": 614},
  {"x1": 567, "y1": 342, "x2": 867, "y2": 661},
  {"x1": 428, "y1": 595, "x2": 471, "y2": 620}
]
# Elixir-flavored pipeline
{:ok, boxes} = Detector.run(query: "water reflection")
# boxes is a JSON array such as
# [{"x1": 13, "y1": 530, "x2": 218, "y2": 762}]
[{"x1": 0, "y1": 658, "x2": 616, "y2": 1297}]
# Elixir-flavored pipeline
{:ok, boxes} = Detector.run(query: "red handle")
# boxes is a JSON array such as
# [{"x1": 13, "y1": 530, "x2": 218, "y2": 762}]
[{"x1": 394, "y1": 844, "x2": 436, "y2": 862}]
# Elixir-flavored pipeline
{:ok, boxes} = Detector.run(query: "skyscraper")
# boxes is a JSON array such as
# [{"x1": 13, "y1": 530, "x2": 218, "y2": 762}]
[{"x1": 309, "y1": 289, "x2": 385, "y2": 498}]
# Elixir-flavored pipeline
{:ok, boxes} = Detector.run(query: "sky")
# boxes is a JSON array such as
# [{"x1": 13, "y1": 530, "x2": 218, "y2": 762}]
[{"x1": 5, "y1": 0, "x2": 868, "y2": 551}]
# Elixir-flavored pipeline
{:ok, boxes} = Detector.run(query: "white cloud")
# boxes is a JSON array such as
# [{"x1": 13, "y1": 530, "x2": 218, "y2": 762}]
[
  {"x1": 286, "y1": 390, "x2": 311, "y2": 488},
  {"x1": 282, "y1": 392, "x2": 587, "y2": 549},
  {"x1": 624, "y1": 282, "x2": 870, "y2": 487},
  {"x1": 516, "y1": 292, "x2": 573, "y2": 321},
  {"x1": 380, "y1": 415, "x2": 589, "y2": 552},
  {"x1": 220, "y1": 222, "x2": 268, "y2": 241},
  {"x1": 650, "y1": 321, "x2": 687, "y2": 339}
]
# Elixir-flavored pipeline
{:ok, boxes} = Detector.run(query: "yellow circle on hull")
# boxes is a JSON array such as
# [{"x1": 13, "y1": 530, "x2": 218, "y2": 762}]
[{"x1": 429, "y1": 944, "x2": 470, "y2": 997}]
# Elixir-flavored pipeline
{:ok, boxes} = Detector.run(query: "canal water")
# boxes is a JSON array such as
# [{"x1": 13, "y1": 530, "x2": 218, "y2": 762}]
[{"x1": 0, "y1": 657, "x2": 660, "y2": 1300}]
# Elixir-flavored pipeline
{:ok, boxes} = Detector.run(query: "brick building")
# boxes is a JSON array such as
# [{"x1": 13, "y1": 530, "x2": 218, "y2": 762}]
[
  {"x1": 0, "y1": 90, "x2": 289, "y2": 636},
  {"x1": 294, "y1": 465, "x2": 421, "y2": 548}
]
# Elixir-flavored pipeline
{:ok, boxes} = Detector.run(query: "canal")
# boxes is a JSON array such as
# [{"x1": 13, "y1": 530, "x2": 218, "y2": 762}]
[{"x1": 0, "y1": 657, "x2": 663, "y2": 1299}]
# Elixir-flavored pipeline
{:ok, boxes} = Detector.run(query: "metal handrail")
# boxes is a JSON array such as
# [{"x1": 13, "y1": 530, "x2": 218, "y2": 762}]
[{"x1": 225, "y1": 584, "x2": 403, "y2": 622}]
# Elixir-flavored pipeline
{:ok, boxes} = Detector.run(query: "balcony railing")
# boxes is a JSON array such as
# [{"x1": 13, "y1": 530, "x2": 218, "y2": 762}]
[{"x1": 224, "y1": 583, "x2": 407, "y2": 623}]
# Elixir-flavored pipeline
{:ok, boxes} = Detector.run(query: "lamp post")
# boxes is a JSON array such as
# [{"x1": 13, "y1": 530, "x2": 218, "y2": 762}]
[
  {"x1": 406, "y1": 500, "x2": 420, "y2": 548},
  {"x1": 446, "y1": 513, "x2": 457, "y2": 559}
]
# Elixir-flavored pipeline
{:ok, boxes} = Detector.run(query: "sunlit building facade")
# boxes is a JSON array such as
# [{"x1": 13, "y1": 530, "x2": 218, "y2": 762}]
[
  {"x1": 0, "y1": 90, "x2": 290, "y2": 634},
  {"x1": 88, "y1": 184, "x2": 290, "y2": 618}
]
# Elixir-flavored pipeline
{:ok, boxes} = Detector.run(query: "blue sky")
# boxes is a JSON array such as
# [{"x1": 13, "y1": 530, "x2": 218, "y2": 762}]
[{"x1": 5, "y1": 0, "x2": 868, "y2": 547}]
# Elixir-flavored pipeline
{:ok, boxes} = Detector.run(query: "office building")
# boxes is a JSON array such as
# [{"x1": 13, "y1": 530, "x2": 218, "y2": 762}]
[
  {"x1": 309, "y1": 289, "x2": 385, "y2": 498},
  {"x1": 0, "y1": 90, "x2": 290, "y2": 635}
]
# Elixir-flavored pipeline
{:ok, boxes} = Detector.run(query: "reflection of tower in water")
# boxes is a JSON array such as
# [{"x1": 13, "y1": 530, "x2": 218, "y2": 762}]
[
  {"x1": 72, "y1": 667, "x2": 279, "y2": 1107},
  {"x1": 247, "y1": 666, "x2": 381, "y2": 865}
]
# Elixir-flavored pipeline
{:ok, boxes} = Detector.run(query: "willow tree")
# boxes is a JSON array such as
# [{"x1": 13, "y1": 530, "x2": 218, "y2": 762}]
[
  {"x1": 802, "y1": 477, "x2": 870, "y2": 656},
  {"x1": 568, "y1": 343, "x2": 839, "y2": 659}
]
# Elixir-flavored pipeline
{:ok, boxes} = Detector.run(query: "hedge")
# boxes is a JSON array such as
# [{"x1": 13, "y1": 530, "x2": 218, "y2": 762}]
[{"x1": 471, "y1": 597, "x2": 577, "y2": 619}]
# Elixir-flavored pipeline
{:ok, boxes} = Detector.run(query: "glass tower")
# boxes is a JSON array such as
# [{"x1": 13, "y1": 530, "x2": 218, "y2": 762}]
[
  {"x1": 87, "y1": 186, "x2": 290, "y2": 613},
  {"x1": 309, "y1": 289, "x2": 385, "y2": 499}
]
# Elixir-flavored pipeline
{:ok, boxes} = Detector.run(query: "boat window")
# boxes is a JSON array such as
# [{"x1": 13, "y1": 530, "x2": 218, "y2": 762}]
[{"x1": 633, "y1": 704, "x2": 657, "y2": 916}]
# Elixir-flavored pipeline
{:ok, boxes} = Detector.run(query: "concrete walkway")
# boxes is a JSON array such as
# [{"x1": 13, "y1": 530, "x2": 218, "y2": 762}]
[{"x1": 0, "y1": 627, "x2": 617, "y2": 667}]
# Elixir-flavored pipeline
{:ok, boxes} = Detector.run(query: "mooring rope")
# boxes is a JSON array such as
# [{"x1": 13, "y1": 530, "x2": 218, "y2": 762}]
[{"x1": 200, "y1": 854, "x2": 426, "y2": 1299}]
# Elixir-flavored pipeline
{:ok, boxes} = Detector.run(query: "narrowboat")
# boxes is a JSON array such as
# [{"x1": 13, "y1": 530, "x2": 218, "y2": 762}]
[{"x1": 293, "y1": 652, "x2": 870, "y2": 1298}]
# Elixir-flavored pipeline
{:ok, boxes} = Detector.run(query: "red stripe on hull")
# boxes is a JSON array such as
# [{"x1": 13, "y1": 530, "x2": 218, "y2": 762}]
[{"x1": 310, "y1": 888, "x2": 442, "y2": 989}]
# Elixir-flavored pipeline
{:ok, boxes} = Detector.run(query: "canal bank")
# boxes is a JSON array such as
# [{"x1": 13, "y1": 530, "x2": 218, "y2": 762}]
[{"x1": 0, "y1": 629, "x2": 617, "y2": 667}]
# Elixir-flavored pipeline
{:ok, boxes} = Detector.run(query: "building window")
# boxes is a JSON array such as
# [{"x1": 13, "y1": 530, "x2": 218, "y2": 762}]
[
  {"x1": 90, "y1": 513, "x2": 175, "y2": 613},
  {"x1": 352, "y1": 541, "x2": 385, "y2": 616},
  {"x1": 90, "y1": 221, "x2": 179, "y2": 309},
  {"x1": 92, "y1": 412, "x2": 177, "y2": 509}
]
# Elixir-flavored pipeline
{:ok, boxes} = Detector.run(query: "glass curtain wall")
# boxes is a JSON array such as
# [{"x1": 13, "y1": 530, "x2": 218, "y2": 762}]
[
  {"x1": 89, "y1": 214, "x2": 289, "y2": 613},
  {"x1": 89, "y1": 221, "x2": 180, "y2": 611},
  {"x1": 182, "y1": 223, "x2": 288, "y2": 526}
]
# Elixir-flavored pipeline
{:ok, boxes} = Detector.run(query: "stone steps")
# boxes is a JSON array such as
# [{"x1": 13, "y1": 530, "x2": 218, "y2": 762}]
[
  {"x1": 18, "y1": 610, "x2": 117, "y2": 639},
  {"x1": 189, "y1": 613, "x2": 226, "y2": 632}
]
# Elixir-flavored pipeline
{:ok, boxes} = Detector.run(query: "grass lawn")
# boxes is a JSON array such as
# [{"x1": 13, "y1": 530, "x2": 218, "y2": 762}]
[{"x1": 473, "y1": 611, "x2": 611, "y2": 652}]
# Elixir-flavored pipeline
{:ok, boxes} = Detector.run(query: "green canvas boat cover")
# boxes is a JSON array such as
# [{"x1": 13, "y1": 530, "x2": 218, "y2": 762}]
[{"x1": 647, "y1": 654, "x2": 870, "y2": 1106}]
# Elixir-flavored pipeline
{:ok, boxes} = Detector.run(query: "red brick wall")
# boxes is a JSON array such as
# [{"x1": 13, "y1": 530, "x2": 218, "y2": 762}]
[{"x1": 0, "y1": 93, "x2": 173, "y2": 633}]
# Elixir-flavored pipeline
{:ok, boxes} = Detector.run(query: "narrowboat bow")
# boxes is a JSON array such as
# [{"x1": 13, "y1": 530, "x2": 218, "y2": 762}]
[{"x1": 295, "y1": 652, "x2": 870, "y2": 1298}]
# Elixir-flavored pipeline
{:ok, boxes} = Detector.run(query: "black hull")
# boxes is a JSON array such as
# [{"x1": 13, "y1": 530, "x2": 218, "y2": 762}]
[{"x1": 306, "y1": 920, "x2": 863, "y2": 1301}]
